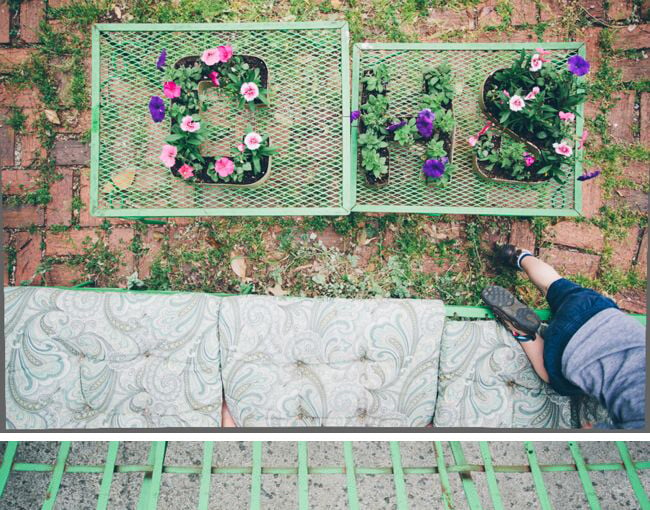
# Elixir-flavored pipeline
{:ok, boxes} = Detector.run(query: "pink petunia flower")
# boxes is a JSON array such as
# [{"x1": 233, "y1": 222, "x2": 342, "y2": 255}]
[
  {"x1": 180, "y1": 115, "x2": 200, "y2": 132},
  {"x1": 525, "y1": 86, "x2": 541, "y2": 100},
  {"x1": 523, "y1": 152, "x2": 536, "y2": 167},
  {"x1": 209, "y1": 71, "x2": 220, "y2": 87},
  {"x1": 558, "y1": 111, "x2": 575, "y2": 122},
  {"x1": 217, "y1": 45, "x2": 233, "y2": 63},
  {"x1": 530, "y1": 54, "x2": 543, "y2": 72},
  {"x1": 201, "y1": 48, "x2": 221, "y2": 66},
  {"x1": 237, "y1": 143, "x2": 246, "y2": 152},
  {"x1": 160, "y1": 144, "x2": 177, "y2": 168},
  {"x1": 502, "y1": 89, "x2": 510, "y2": 98},
  {"x1": 553, "y1": 140, "x2": 573, "y2": 157},
  {"x1": 215, "y1": 157, "x2": 235, "y2": 177},
  {"x1": 244, "y1": 132, "x2": 262, "y2": 150},
  {"x1": 536, "y1": 48, "x2": 552, "y2": 62},
  {"x1": 509, "y1": 95, "x2": 525, "y2": 112},
  {"x1": 240, "y1": 82, "x2": 259, "y2": 102},
  {"x1": 163, "y1": 81, "x2": 181, "y2": 99},
  {"x1": 178, "y1": 164, "x2": 194, "y2": 179},
  {"x1": 468, "y1": 135, "x2": 478, "y2": 147},
  {"x1": 578, "y1": 129, "x2": 589, "y2": 149}
]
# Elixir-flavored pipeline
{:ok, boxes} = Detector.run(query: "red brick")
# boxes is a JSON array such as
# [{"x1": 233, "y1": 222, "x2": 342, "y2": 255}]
[
  {"x1": 53, "y1": 140, "x2": 89, "y2": 166},
  {"x1": 3, "y1": 229, "x2": 10, "y2": 286},
  {"x1": 605, "y1": 188, "x2": 648, "y2": 212},
  {"x1": 614, "y1": 288, "x2": 646, "y2": 314},
  {"x1": 0, "y1": 126, "x2": 14, "y2": 166},
  {"x1": 637, "y1": 229, "x2": 647, "y2": 279},
  {"x1": 543, "y1": 221, "x2": 604, "y2": 252},
  {"x1": 583, "y1": 27, "x2": 602, "y2": 74},
  {"x1": 538, "y1": 247, "x2": 601, "y2": 278},
  {"x1": 580, "y1": 173, "x2": 603, "y2": 218},
  {"x1": 425, "y1": 8, "x2": 475, "y2": 32},
  {"x1": 615, "y1": 56, "x2": 650, "y2": 82},
  {"x1": 109, "y1": 227, "x2": 135, "y2": 283},
  {"x1": 46, "y1": 169, "x2": 73, "y2": 226},
  {"x1": 3, "y1": 205, "x2": 45, "y2": 228},
  {"x1": 622, "y1": 161, "x2": 649, "y2": 186},
  {"x1": 48, "y1": 0, "x2": 74, "y2": 8},
  {"x1": 476, "y1": 1, "x2": 501, "y2": 27},
  {"x1": 538, "y1": 0, "x2": 563, "y2": 21},
  {"x1": 641, "y1": 93, "x2": 650, "y2": 146},
  {"x1": 509, "y1": 220, "x2": 536, "y2": 253},
  {"x1": 45, "y1": 229, "x2": 98, "y2": 256},
  {"x1": 610, "y1": 227, "x2": 640, "y2": 272},
  {"x1": 608, "y1": 0, "x2": 634, "y2": 19},
  {"x1": 0, "y1": 0, "x2": 9, "y2": 44},
  {"x1": 20, "y1": 134, "x2": 45, "y2": 167},
  {"x1": 612, "y1": 24, "x2": 650, "y2": 50},
  {"x1": 509, "y1": 0, "x2": 538, "y2": 24},
  {"x1": 1, "y1": 169, "x2": 39, "y2": 195},
  {"x1": 312, "y1": 226, "x2": 345, "y2": 251},
  {"x1": 14, "y1": 231, "x2": 42, "y2": 284},
  {"x1": 19, "y1": 0, "x2": 45, "y2": 44},
  {"x1": 138, "y1": 227, "x2": 166, "y2": 279},
  {"x1": 0, "y1": 48, "x2": 35, "y2": 70},
  {"x1": 642, "y1": 0, "x2": 650, "y2": 19},
  {"x1": 45, "y1": 263, "x2": 83, "y2": 286},
  {"x1": 608, "y1": 91, "x2": 637, "y2": 144},
  {"x1": 577, "y1": 0, "x2": 605, "y2": 19}
]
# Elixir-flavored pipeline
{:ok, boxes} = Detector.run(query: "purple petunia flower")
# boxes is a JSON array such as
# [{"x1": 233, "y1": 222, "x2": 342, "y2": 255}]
[
  {"x1": 386, "y1": 120, "x2": 407, "y2": 132},
  {"x1": 149, "y1": 96, "x2": 165, "y2": 122},
  {"x1": 416, "y1": 109, "x2": 435, "y2": 139},
  {"x1": 350, "y1": 110, "x2": 361, "y2": 123},
  {"x1": 567, "y1": 55, "x2": 590, "y2": 76},
  {"x1": 157, "y1": 49, "x2": 167, "y2": 70},
  {"x1": 422, "y1": 158, "x2": 446, "y2": 178},
  {"x1": 577, "y1": 169, "x2": 601, "y2": 181}
]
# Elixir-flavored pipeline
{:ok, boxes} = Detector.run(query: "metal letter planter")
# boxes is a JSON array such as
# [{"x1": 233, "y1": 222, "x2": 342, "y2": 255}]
[
  {"x1": 90, "y1": 22, "x2": 352, "y2": 218},
  {"x1": 350, "y1": 42, "x2": 587, "y2": 217}
]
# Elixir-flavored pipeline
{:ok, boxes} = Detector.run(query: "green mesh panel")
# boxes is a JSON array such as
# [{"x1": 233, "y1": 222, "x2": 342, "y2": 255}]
[
  {"x1": 351, "y1": 43, "x2": 585, "y2": 216},
  {"x1": 92, "y1": 23, "x2": 350, "y2": 217}
]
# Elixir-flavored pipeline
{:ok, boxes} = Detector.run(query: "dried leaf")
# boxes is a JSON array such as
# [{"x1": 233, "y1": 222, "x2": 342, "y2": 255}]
[
  {"x1": 101, "y1": 181, "x2": 115, "y2": 194},
  {"x1": 112, "y1": 169, "x2": 135, "y2": 190},
  {"x1": 44, "y1": 109, "x2": 60, "y2": 125},
  {"x1": 114, "y1": 5, "x2": 122, "y2": 18},
  {"x1": 230, "y1": 256, "x2": 247, "y2": 278},
  {"x1": 268, "y1": 282, "x2": 288, "y2": 296}
]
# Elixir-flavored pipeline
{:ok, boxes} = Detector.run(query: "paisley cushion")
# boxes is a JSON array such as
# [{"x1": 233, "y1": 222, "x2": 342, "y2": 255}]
[
  {"x1": 4, "y1": 287, "x2": 222, "y2": 429},
  {"x1": 218, "y1": 295, "x2": 445, "y2": 427},
  {"x1": 433, "y1": 320, "x2": 575, "y2": 428}
]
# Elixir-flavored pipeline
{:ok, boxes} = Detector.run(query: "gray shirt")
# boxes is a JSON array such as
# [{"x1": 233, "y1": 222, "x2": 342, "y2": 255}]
[{"x1": 562, "y1": 307, "x2": 646, "y2": 429}]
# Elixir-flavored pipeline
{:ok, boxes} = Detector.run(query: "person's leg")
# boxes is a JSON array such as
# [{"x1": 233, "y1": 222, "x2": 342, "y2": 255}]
[
  {"x1": 519, "y1": 255, "x2": 562, "y2": 296},
  {"x1": 221, "y1": 400, "x2": 236, "y2": 427},
  {"x1": 499, "y1": 318, "x2": 549, "y2": 383}
]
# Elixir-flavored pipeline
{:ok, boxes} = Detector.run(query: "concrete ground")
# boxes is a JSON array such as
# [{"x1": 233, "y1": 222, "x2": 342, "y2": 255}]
[{"x1": 0, "y1": 441, "x2": 648, "y2": 509}]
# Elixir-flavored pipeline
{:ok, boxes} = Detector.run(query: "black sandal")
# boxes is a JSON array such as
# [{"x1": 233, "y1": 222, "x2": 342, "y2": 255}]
[{"x1": 481, "y1": 285, "x2": 541, "y2": 340}]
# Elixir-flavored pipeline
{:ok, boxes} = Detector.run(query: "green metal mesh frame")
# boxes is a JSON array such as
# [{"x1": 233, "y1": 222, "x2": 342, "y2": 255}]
[
  {"x1": 90, "y1": 22, "x2": 352, "y2": 217},
  {"x1": 350, "y1": 42, "x2": 586, "y2": 216},
  {"x1": 1, "y1": 442, "x2": 648, "y2": 509}
]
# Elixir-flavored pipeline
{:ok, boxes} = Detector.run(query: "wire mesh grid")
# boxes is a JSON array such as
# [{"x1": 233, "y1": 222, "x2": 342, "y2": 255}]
[
  {"x1": 350, "y1": 43, "x2": 585, "y2": 216},
  {"x1": 91, "y1": 23, "x2": 350, "y2": 217},
  {"x1": 0, "y1": 441, "x2": 648, "y2": 510}
]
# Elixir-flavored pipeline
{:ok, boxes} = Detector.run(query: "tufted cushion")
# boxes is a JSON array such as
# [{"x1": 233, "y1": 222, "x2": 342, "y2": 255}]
[
  {"x1": 219, "y1": 295, "x2": 445, "y2": 426},
  {"x1": 434, "y1": 320, "x2": 575, "y2": 428},
  {"x1": 4, "y1": 287, "x2": 223, "y2": 429}
]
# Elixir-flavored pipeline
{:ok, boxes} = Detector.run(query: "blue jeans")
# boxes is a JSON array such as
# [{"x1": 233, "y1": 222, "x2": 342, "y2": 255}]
[{"x1": 543, "y1": 278, "x2": 618, "y2": 396}]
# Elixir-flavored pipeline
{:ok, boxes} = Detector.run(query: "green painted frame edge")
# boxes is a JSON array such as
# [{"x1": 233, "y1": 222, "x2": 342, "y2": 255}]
[
  {"x1": 349, "y1": 41, "x2": 586, "y2": 217},
  {"x1": 15, "y1": 285, "x2": 646, "y2": 324},
  {"x1": 90, "y1": 22, "x2": 351, "y2": 218}
]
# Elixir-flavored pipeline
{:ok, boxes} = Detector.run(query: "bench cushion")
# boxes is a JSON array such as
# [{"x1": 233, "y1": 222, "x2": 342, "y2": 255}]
[
  {"x1": 4, "y1": 287, "x2": 222, "y2": 429},
  {"x1": 433, "y1": 320, "x2": 574, "y2": 428},
  {"x1": 219, "y1": 295, "x2": 445, "y2": 426}
]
